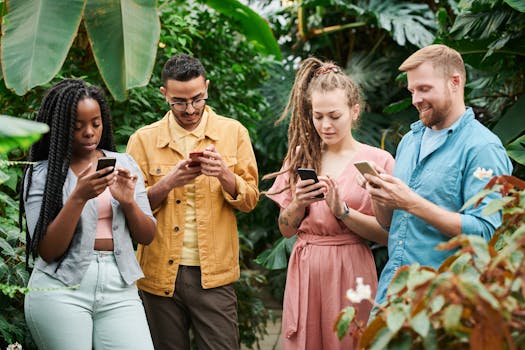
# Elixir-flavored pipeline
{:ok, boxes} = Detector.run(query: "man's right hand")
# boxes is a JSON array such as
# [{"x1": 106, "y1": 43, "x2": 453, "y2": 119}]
[{"x1": 166, "y1": 159, "x2": 202, "y2": 189}]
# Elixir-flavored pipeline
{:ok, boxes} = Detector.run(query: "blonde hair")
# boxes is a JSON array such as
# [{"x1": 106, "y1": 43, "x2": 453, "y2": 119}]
[
  {"x1": 399, "y1": 44, "x2": 466, "y2": 85},
  {"x1": 263, "y1": 57, "x2": 363, "y2": 192}
]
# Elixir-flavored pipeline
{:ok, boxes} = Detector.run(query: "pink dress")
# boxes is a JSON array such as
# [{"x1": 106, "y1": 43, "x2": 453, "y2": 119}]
[{"x1": 267, "y1": 144, "x2": 394, "y2": 350}]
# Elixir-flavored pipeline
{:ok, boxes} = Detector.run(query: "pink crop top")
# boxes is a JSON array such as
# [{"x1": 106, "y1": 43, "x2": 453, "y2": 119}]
[{"x1": 95, "y1": 187, "x2": 113, "y2": 239}]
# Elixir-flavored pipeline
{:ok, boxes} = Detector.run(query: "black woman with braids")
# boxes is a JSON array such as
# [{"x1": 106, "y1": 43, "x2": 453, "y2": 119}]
[
  {"x1": 20, "y1": 79, "x2": 155, "y2": 349},
  {"x1": 264, "y1": 58, "x2": 394, "y2": 349}
]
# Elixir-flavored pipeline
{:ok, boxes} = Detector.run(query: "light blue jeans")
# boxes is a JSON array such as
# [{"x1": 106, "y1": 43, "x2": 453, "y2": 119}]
[{"x1": 24, "y1": 251, "x2": 154, "y2": 350}]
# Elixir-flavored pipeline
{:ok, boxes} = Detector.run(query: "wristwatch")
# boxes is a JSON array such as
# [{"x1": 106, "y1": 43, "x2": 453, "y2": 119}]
[{"x1": 336, "y1": 202, "x2": 350, "y2": 220}]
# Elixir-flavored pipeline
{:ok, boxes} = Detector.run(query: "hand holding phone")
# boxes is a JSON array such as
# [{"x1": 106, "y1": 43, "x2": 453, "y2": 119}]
[
  {"x1": 297, "y1": 168, "x2": 324, "y2": 198},
  {"x1": 96, "y1": 157, "x2": 116, "y2": 177},
  {"x1": 188, "y1": 151, "x2": 204, "y2": 167}
]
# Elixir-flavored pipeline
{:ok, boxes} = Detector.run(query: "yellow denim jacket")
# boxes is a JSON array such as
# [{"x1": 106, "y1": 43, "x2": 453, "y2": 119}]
[{"x1": 126, "y1": 107, "x2": 259, "y2": 296}]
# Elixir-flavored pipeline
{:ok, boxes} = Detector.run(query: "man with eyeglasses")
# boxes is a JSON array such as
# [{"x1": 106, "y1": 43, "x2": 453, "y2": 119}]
[{"x1": 126, "y1": 53, "x2": 259, "y2": 350}]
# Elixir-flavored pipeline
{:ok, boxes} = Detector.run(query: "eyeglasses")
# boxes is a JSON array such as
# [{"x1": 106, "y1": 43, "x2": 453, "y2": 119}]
[{"x1": 168, "y1": 97, "x2": 207, "y2": 112}]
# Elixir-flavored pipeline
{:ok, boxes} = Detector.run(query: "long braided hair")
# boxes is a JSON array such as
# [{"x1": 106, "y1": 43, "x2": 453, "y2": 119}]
[
  {"x1": 263, "y1": 57, "x2": 363, "y2": 193},
  {"x1": 19, "y1": 79, "x2": 116, "y2": 264}
]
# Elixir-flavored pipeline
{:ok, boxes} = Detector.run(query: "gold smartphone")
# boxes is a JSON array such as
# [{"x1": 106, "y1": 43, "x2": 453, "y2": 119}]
[{"x1": 353, "y1": 161, "x2": 379, "y2": 177}]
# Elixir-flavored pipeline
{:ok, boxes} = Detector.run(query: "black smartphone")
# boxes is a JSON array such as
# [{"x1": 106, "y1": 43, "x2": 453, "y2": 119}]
[
  {"x1": 96, "y1": 157, "x2": 116, "y2": 177},
  {"x1": 297, "y1": 168, "x2": 324, "y2": 198}
]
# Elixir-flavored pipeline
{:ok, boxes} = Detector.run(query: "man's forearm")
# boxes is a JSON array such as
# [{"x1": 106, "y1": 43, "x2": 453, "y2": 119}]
[
  {"x1": 147, "y1": 177, "x2": 173, "y2": 210},
  {"x1": 408, "y1": 195, "x2": 462, "y2": 237}
]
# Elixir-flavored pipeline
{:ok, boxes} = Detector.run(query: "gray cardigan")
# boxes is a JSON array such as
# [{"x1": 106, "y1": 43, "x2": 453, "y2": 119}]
[{"x1": 24, "y1": 150, "x2": 155, "y2": 286}]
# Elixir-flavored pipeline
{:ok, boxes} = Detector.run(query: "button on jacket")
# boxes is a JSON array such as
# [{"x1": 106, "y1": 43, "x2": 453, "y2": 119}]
[
  {"x1": 24, "y1": 151, "x2": 155, "y2": 286},
  {"x1": 126, "y1": 106, "x2": 259, "y2": 296},
  {"x1": 375, "y1": 108, "x2": 513, "y2": 304}
]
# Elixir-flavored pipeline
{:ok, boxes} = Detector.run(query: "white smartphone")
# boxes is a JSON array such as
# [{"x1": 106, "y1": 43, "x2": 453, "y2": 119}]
[{"x1": 353, "y1": 161, "x2": 380, "y2": 177}]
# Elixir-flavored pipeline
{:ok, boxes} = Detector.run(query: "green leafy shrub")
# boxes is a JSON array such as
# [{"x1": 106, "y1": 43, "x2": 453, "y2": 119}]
[{"x1": 335, "y1": 175, "x2": 525, "y2": 349}]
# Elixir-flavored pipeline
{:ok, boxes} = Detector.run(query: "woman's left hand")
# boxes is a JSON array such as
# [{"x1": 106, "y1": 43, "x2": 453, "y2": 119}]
[
  {"x1": 319, "y1": 176, "x2": 346, "y2": 219},
  {"x1": 109, "y1": 167, "x2": 137, "y2": 204}
]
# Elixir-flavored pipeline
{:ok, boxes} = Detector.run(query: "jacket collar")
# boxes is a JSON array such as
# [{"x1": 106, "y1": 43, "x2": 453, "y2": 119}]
[{"x1": 155, "y1": 106, "x2": 221, "y2": 149}]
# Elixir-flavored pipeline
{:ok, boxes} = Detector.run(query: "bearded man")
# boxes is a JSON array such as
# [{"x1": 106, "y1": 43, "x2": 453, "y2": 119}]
[{"x1": 362, "y1": 44, "x2": 513, "y2": 305}]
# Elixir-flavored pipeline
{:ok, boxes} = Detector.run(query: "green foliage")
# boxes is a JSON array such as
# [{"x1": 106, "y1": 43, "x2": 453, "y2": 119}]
[
  {"x1": 0, "y1": 115, "x2": 48, "y2": 155},
  {"x1": 0, "y1": 0, "x2": 160, "y2": 101},
  {"x1": 335, "y1": 175, "x2": 525, "y2": 349},
  {"x1": 202, "y1": 0, "x2": 282, "y2": 60},
  {"x1": 0, "y1": 164, "x2": 34, "y2": 348}
]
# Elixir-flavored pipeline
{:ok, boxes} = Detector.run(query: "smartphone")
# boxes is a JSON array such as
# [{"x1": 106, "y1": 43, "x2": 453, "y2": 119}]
[
  {"x1": 353, "y1": 161, "x2": 380, "y2": 177},
  {"x1": 96, "y1": 157, "x2": 116, "y2": 177},
  {"x1": 188, "y1": 151, "x2": 204, "y2": 167},
  {"x1": 297, "y1": 168, "x2": 324, "y2": 198}
]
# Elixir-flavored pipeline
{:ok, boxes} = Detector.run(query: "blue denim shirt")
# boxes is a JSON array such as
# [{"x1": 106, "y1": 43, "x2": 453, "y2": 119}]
[
  {"x1": 24, "y1": 150, "x2": 155, "y2": 286},
  {"x1": 375, "y1": 108, "x2": 513, "y2": 304}
]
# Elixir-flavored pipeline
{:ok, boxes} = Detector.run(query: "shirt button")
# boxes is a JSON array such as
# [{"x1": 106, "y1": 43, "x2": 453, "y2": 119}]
[
  {"x1": 113, "y1": 225, "x2": 118, "y2": 230},
  {"x1": 156, "y1": 168, "x2": 161, "y2": 174},
  {"x1": 168, "y1": 259, "x2": 174, "y2": 265},
  {"x1": 174, "y1": 226, "x2": 180, "y2": 232},
  {"x1": 164, "y1": 290, "x2": 170, "y2": 295},
  {"x1": 399, "y1": 240, "x2": 403, "y2": 245},
  {"x1": 176, "y1": 199, "x2": 181, "y2": 204}
]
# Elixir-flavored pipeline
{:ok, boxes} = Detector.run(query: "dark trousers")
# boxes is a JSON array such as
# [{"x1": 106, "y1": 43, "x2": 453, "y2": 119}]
[{"x1": 140, "y1": 265, "x2": 239, "y2": 350}]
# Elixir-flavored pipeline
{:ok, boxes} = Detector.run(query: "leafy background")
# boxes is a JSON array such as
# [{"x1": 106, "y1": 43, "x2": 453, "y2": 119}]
[{"x1": 0, "y1": 0, "x2": 524, "y2": 348}]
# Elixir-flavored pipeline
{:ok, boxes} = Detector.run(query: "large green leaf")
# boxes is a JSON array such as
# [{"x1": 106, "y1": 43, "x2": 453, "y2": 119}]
[
  {"x1": 504, "y1": 0, "x2": 525, "y2": 12},
  {"x1": 84, "y1": 0, "x2": 160, "y2": 101},
  {"x1": 254, "y1": 236, "x2": 296, "y2": 270},
  {"x1": 0, "y1": 115, "x2": 48, "y2": 154},
  {"x1": 369, "y1": 0, "x2": 436, "y2": 48},
  {"x1": 492, "y1": 94, "x2": 525, "y2": 145},
  {"x1": 1, "y1": 0, "x2": 85, "y2": 95},
  {"x1": 507, "y1": 134, "x2": 525, "y2": 165},
  {"x1": 203, "y1": 0, "x2": 282, "y2": 60}
]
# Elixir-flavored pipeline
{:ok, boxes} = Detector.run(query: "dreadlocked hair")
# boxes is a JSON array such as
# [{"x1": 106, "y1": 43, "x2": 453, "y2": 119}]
[
  {"x1": 263, "y1": 57, "x2": 363, "y2": 194},
  {"x1": 19, "y1": 79, "x2": 116, "y2": 266}
]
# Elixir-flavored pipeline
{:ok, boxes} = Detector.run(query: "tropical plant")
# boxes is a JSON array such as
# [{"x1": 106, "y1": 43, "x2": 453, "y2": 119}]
[
  {"x1": 335, "y1": 174, "x2": 525, "y2": 348},
  {"x1": 0, "y1": 0, "x2": 159, "y2": 101},
  {"x1": 0, "y1": 115, "x2": 47, "y2": 348},
  {"x1": 0, "y1": 0, "x2": 280, "y2": 101}
]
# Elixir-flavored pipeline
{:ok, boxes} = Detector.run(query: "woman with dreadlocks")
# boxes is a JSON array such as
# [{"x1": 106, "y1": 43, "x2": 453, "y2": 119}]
[
  {"x1": 20, "y1": 79, "x2": 155, "y2": 349},
  {"x1": 264, "y1": 58, "x2": 394, "y2": 349}
]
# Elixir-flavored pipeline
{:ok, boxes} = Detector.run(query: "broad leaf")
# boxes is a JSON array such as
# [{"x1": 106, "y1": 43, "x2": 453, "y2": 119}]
[
  {"x1": 409, "y1": 311, "x2": 430, "y2": 338},
  {"x1": 407, "y1": 268, "x2": 436, "y2": 290},
  {"x1": 254, "y1": 236, "x2": 296, "y2": 270},
  {"x1": 203, "y1": 0, "x2": 282, "y2": 60},
  {"x1": 0, "y1": 115, "x2": 48, "y2": 153},
  {"x1": 387, "y1": 265, "x2": 410, "y2": 296},
  {"x1": 460, "y1": 188, "x2": 494, "y2": 211},
  {"x1": 492, "y1": 94, "x2": 525, "y2": 144},
  {"x1": 386, "y1": 307, "x2": 405, "y2": 334},
  {"x1": 84, "y1": 0, "x2": 160, "y2": 101},
  {"x1": 504, "y1": 0, "x2": 525, "y2": 12},
  {"x1": 335, "y1": 306, "x2": 355, "y2": 340},
  {"x1": 482, "y1": 196, "x2": 515, "y2": 216},
  {"x1": 1, "y1": 0, "x2": 85, "y2": 95},
  {"x1": 369, "y1": 0, "x2": 436, "y2": 48},
  {"x1": 442, "y1": 304, "x2": 462, "y2": 331},
  {"x1": 430, "y1": 295, "x2": 445, "y2": 314},
  {"x1": 467, "y1": 235, "x2": 490, "y2": 265},
  {"x1": 507, "y1": 134, "x2": 525, "y2": 166}
]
